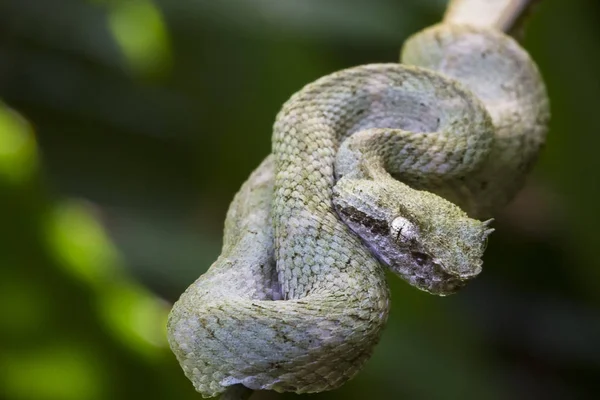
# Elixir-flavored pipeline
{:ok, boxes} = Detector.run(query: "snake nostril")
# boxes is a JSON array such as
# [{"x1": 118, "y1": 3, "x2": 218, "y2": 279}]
[{"x1": 412, "y1": 252, "x2": 430, "y2": 266}]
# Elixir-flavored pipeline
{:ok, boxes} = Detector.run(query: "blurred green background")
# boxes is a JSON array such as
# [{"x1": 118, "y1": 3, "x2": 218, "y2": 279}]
[{"x1": 1, "y1": 0, "x2": 599, "y2": 399}]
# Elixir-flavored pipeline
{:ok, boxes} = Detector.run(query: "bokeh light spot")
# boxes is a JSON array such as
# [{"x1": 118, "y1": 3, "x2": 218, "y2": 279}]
[
  {"x1": 43, "y1": 201, "x2": 170, "y2": 358},
  {"x1": 0, "y1": 345, "x2": 103, "y2": 400},
  {"x1": 0, "y1": 104, "x2": 38, "y2": 185},
  {"x1": 44, "y1": 201, "x2": 120, "y2": 288},
  {"x1": 108, "y1": 0, "x2": 172, "y2": 78},
  {"x1": 97, "y1": 283, "x2": 169, "y2": 358}
]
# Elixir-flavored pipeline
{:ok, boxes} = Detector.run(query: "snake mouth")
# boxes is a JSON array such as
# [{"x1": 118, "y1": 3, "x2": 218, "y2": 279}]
[
  {"x1": 410, "y1": 268, "x2": 469, "y2": 295},
  {"x1": 391, "y1": 258, "x2": 480, "y2": 296},
  {"x1": 436, "y1": 258, "x2": 483, "y2": 280}
]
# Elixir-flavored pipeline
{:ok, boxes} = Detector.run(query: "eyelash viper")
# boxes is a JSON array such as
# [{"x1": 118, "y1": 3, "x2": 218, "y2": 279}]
[{"x1": 167, "y1": 0, "x2": 549, "y2": 398}]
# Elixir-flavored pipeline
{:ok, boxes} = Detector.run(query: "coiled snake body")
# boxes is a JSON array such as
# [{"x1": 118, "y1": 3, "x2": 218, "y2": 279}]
[{"x1": 168, "y1": 2, "x2": 549, "y2": 398}]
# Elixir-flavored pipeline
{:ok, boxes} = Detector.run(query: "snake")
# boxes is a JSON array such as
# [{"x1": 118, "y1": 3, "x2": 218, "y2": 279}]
[{"x1": 167, "y1": 0, "x2": 549, "y2": 398}]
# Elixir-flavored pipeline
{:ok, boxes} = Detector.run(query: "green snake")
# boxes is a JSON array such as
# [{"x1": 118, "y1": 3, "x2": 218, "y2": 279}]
[{"x1": 167, "y1": 0, "x2": 549, "y2": 398}]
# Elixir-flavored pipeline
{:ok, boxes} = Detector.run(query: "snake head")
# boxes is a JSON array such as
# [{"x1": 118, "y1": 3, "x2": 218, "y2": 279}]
[{"x1": 333, "y1": 176, "x2": 493, "y2": 295}]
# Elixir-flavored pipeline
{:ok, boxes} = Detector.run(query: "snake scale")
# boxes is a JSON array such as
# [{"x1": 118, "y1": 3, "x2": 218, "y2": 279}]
[{"x1": 168, "y1": 0, "x2": 549, "y2": 398}]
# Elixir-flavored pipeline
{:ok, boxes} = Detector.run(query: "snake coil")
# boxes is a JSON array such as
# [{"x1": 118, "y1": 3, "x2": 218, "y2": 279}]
[{"x1": 168, "y1": 1, "x2": 549, "y2": 398}]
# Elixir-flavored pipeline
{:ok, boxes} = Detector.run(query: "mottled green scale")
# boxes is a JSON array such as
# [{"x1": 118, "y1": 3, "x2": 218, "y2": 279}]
[{"x1": 167, "y1": 1, "x2": 549, "y2": 398}]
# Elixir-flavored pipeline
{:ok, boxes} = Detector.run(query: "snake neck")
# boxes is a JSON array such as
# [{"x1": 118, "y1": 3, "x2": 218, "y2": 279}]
[
  {"x1": 271, "y1": 64, "x2": 493, "y2": 299},
  {"x1": 271, "y1": 70, "x2": 380, "y2": 300},
  {"x1": 401, "y1": 23, "x2": 549, "y2": 217}
]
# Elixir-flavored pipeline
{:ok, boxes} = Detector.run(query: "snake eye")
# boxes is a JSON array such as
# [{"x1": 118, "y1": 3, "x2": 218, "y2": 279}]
[
  {"x1": 390, "y1": 216, "x2": 418, "y2": 243},
  {"x1": 412, "y1": 252, "x2": 430, "y2": 266}
]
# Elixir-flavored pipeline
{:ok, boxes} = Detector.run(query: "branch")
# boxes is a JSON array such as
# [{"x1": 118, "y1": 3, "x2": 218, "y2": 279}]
[{"x1": 443, "y1": 0, "x2": 542, "y2": 33}]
